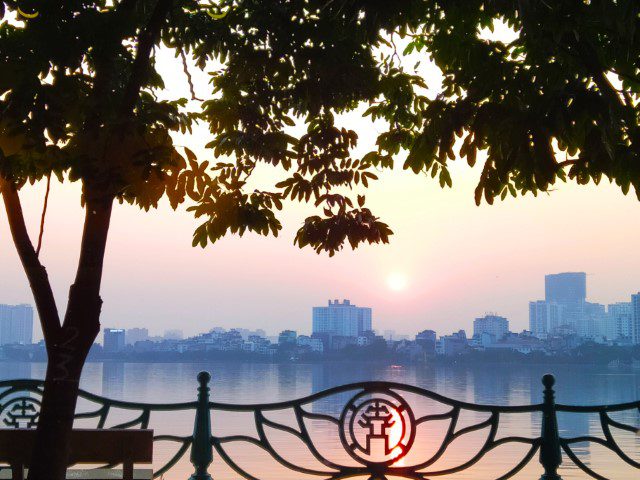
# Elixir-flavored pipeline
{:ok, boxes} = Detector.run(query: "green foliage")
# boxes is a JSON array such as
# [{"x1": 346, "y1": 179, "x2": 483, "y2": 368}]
[
  {"x1": 2, "y1": 0, "x2": 640, "y2": 255},
  {"x1": 393, "y1": 0, "x2": 640, "y2": 204}
]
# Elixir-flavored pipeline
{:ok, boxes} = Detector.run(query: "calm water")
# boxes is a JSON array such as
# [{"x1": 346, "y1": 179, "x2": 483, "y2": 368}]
[{"x1": 1, "y1": 362, "x2": 638, "y2": 479}]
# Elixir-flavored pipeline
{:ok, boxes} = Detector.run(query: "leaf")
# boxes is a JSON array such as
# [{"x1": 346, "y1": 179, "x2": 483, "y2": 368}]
[{"x1": 184, "y1": 147, "x2": 197, "y2": 162}]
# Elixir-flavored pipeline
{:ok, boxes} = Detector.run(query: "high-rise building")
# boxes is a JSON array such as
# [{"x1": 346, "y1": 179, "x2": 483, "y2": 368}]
[
  {"x1": 103, "y1": 328, "x2": 126, "y2": 353},
  {"x1": 631, "y1": 294, "x2": 640, "y2": 344},
  {"x1": 529, "y1": 301, "x2": 563, "y2": 337},
  {"x1": 607, "y1": 302, "x2": 633, "y2": 340},
  {"x1": 0, "y1": 304, "x2": 33, "y2": 345},
  {"x1": 545, "y1": 272, "x2": 586, "y2": 303},
  {"x1": 312, "y1": 299, "x2": 372, "y2": 338},
  {"x1": 473, "y1": 314, "x2": 509, "y2": 340},
  {"x1": 126, "y1": 328, "x2": 149, "y2": 345},
  {"x1": 529, "y1": 272, "x2": 590, "y2": 337},
  {"x1": 579, "y1": 302, "x2": 606, "y2": 338}
]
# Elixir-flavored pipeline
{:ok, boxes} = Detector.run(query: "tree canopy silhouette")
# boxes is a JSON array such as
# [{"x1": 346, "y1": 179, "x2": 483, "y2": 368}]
[{"x1": 1, "y1": 1, "x2": 640, "y2": 478}]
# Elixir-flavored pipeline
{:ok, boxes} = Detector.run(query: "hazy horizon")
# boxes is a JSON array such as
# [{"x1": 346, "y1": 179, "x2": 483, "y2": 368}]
[
  {"x1": 2, "y1": 46, "x2": 640, "y2": 341},
  {"x1": 2, "y1": 165, "x2": 640, "y2": 340}
]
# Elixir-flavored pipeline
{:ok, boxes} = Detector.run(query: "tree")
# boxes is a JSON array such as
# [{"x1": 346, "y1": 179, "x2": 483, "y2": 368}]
[
  {"x1": 1, "y1": 1, "x2": 392, "y2": 477},
  {"x1": 2, "y1": 0, "x2": 640, "y2": 478}
]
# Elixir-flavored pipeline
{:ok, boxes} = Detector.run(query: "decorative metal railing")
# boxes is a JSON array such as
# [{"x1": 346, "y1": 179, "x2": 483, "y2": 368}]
[{"x1": 0, "y1": 372, "x2": 638, "y2": 479}]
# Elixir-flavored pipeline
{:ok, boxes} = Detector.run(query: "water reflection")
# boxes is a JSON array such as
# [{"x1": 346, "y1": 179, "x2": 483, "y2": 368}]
[
  {"x1": 0, "y1": 362, "x2": 32, "y2": 381},
  {"x1": 0, "y1": 361, "x2": 636, "y2": 479},
  {"x1": 102, "y1": 361, "x2": 125, "y2": 398}
]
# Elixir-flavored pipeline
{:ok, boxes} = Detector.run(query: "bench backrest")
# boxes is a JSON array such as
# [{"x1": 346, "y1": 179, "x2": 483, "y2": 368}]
[{"x1": 0, "y1": 429, "x2": 153, "y2": 478}]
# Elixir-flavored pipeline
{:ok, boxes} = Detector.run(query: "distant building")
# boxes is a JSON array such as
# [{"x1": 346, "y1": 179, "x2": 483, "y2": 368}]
[
  {"x1": 312, "y1": 299, "x2": 372, "y2": 338},
  {"x1": 542, "y1": 272, "x2": 586, "y2": 333},
  {"x1": 485, "y1": 331, "x2": 545, "y2": 354},
  {"x1": 234, "y1": 328, "x2": 267, "y2": 340},
  {"x1": 576, "y1": 302, "x2": 607, "y2": 339},
  {"x1": 469, "y1": 331, "x2": 497, "y2": 348},
  {"x1": 356, "y1": 330, "x2": 384, "y2": 348},
  {"x1": 632, "y1": 294, "x2": 640, "y2": 344},
  {"x1": 545, "y1": 272, "x2": 586, "y2": 303},
  {"x1": 529, "y1": 301, "x2": 563, "y2": 337},
  {"x1": 126, "y1": 328, "x2": 149, "y2": 345},
  {"x1": 438, "y1": 330, "x2": 468, "y2": 356},
  {"x1": 473, "y1": 315, "x2": 508, "y2": 341},
  {"x1": 529, "y1": 272, "x2": 603, "y2": 339},
  {"x1": 278, "y1": 330, "x2": 297, "y2": 345},
  {"x1": 164, "y1": 329, "x2": 183, "y2": 340},
  {"x1": 383, "y1": 330, "x2": 396, "y2": 341},
  {"x1": 103, "y1": 328, "x2": 125, "y2": 353},
  {"x1": 297, "y1": 335, "x2": 323, "y2": 352},
  {"x1": 415, "y1": 330, "x2": 436, "y2": 355},
  {"x1": 0, "y1": 304, "x2": 33, "y2": 345},
  {"x1": 607, "y1": 302, "x2": 633, "y2": 340},
  {"x1": 331, "y1": 336, "x2": 357, "y2": 350}
]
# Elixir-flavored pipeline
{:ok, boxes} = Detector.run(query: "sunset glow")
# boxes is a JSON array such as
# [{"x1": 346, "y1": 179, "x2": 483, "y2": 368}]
[
  {"x1": 2, "y1": 42, "x2": 640, "y2": 340},
  {"x1": 387, "y1": 273, "x2": 408, "y2": 292}
]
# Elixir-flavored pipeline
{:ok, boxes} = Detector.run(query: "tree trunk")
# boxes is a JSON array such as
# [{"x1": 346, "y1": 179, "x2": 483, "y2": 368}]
[
  {"x1": 1, "y1": 0, "x2": 172, "y2": 475},
  {"x1": 26, "y1": 196, "x2": 113, "y2": 480},
  {"x1": 27, "y1": 343, "x2": 87, "y2": 480}
]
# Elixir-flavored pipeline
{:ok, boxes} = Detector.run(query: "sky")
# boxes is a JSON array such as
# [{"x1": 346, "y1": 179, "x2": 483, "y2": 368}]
[{"x1": 2, "y1": 31, "x2": 640, "y2": 341}]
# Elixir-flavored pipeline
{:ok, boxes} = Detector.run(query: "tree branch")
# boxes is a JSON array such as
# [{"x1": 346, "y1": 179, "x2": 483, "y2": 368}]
[
  {"x1": 36, "y1": 174, "x2": 51, "y2": 257},
  {"x1": 82, "y1": 0, "x2": 140, "y2": 133},
  {"x1": 119, "y1": 0, "x2": 174, "y2": 117},
  {"x1": 0, "y1": 177, "x2": 61, "y2": 344},
  {"x1": 180, "y1": 48, "x2": 203, "y2": 101},
  {"x1": 60, "y1": 0, "x2": 174, "y2": 335},
  {"x1": 517, "y1": 0, "x2": 640, "y2": 150},
  {"x1": 572, "y1": 40, "x2": 640, "y2": 145}
]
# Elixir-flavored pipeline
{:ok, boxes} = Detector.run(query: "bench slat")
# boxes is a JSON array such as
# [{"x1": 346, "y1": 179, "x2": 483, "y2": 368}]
[
  {"x1": 0, "y1": 429, "x2": 153, "y2": 465},
  {"x1": 0, "y1": 469, "x2": 153, "y2": 480},
  {"x1": 0, "y1": 429, "x2": 153, "y2": 480}
]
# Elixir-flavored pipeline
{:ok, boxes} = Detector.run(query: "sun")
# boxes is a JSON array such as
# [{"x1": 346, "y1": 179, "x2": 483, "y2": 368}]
[{"x1": 386, "y1": 273, "x2": 408, "y2": 292}]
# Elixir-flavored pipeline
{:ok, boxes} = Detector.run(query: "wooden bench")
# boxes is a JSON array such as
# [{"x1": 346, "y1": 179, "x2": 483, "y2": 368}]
[{"x1": 0, "y1": 429, "x2": 153, "y2": 480}]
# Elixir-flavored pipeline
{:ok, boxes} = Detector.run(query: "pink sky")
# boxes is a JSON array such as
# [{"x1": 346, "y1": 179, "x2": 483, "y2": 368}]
[
  {"x1": 1, "y1": 156, "x2": 639, "y2": 340},
  {"x1": 2, "y1": 46, "x2": 640, "y2": 340}
]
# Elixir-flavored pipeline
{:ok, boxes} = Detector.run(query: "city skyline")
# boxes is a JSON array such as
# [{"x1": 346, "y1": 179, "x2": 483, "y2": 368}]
[
  {"x1": 5, "y1": 174, "x2": 640, "y2": 341},
  {"x1": 7, "y1": 266, "x2": 640, "y2": 346},
  {"x1": 4, "y1": 278, "x2": 640, "y2": 358},
  {"x1": 3, "y1": 263, "x2": 640, "y2": 340}
]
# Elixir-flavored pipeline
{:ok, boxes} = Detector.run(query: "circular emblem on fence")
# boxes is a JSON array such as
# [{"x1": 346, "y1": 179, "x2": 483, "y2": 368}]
[
  {"x1": 339, "y1": 389, "x2": 415, "y2": 466},
  {"x1": 0, "y1": 396, "x2": 41, "y2": 428}
]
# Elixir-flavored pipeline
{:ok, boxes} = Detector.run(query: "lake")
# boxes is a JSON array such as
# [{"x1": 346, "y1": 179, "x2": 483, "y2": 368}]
[{"x1": 0, "y1": 361, "x2": 638, "y2": 479}]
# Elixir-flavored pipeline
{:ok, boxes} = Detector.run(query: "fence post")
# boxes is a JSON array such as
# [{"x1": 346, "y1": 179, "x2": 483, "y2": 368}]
[
  {"x1": 539, "y1": 374, "x2": 562, "y2": 480},
  {"x1": 189, "y1": 371, "x2": 213, "y2": 480}
]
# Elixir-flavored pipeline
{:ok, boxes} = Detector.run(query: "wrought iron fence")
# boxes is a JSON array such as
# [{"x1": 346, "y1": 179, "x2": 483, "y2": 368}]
[{"x1": 0, "y1": 372, "x2": 638, "y2": 479}]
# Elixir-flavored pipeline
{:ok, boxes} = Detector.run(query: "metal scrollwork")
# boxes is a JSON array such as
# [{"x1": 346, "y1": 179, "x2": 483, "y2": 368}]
[
  {"x1": 0, "y1": 379, "x2": 195, "y2": 478},
  {"x1": 339, "y1": 388, "x2": 415, "y2": 466},
  {"x1": 0, "y1": 397, "x2": 40, "y2": 428},
  {"x1": 0, "y1": 375, "x2": 638, "y2": 479}
]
